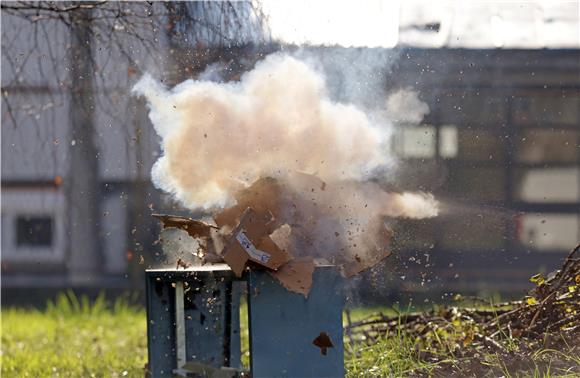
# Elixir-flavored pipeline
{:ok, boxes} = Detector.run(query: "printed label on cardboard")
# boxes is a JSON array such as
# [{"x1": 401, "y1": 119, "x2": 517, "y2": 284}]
[{"x1": 235, "y1": 231, "x2": 271, "y2": 263}]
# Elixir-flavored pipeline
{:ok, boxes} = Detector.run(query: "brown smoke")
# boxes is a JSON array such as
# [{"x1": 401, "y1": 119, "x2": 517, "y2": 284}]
[{"x1": 134, "y1": 54, "x2": 439, "y2": 263}]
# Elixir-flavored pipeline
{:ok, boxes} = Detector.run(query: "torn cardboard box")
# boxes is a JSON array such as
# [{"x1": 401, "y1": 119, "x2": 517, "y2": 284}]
[
  {"x1": 220, "y1": 207, "x2": 292, "y2": 277},
  {"x1": 218, "y1": 204, "x2": 317, "y2": 295},
  {"x1": 152, "y1": 174, "x2": 395, "y2": 296}
]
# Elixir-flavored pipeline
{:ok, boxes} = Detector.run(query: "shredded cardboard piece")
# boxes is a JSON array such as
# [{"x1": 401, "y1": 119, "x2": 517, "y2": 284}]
[
  {"x1": 176, "y1": 258, "x2": 191, "y2": 269},
  {"x1": 221, "y1": 207, "x2": 292, "y2": 277},
  {"x1": 269, "y1": 224, "x2": 292, "y2": 252},
  {"x1": 270, "y1": 257, "x2": 315, "y2": 297},
  {"x1": 214, "y1": 177, "x2": 285, "y2": 233},
  {"x1": 153, "y1": 213, "x2": 218, "y2": 238}
]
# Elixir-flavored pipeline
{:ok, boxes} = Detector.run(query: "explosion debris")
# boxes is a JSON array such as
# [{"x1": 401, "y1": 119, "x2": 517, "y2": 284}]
[
  {"x1": 154, "y1": 214, "x2": 218, "y2": 238},
  {"x1": 136, "y1": 54, "x2": 440, "y2": 295}
]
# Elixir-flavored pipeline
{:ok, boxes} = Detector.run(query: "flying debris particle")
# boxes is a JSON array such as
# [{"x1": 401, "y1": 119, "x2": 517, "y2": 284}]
[{"x1": 176, "y1": 258, "x2": 190, "y2": 269}]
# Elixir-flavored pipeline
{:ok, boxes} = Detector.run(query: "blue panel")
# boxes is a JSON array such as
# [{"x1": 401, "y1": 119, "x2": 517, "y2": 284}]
[
  {"x1": 184, "y1": 276, "x2": 229, "y2": 367},
  {"x1": 146, "y1": 275, "x2": 176, "y2": 378},
  {"x1": 248, "y1": 267, "x2": 345, "y2": 378},
  {"x1": 146, "y1": 268, "x2": 243, "y2": 375}
]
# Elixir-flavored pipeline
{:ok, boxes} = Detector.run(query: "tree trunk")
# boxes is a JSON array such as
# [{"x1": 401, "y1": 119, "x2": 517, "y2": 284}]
[{"x1": 67, "y1": 6, "x2": 102, "y2": 283}]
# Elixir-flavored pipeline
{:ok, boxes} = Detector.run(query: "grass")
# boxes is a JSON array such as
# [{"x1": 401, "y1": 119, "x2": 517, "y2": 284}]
[
  {"x1": 1, "y1": 292, "x2": 147, "y2": 377},
  {"x1": 344, "y1": 309, "x2": 580, "y2": 378},
  {"x1": 345, "y1": 322, "x2": 441, "y2": 377},
  {"x1": 2, "y1": 294, "x2": 578, "y2": 377},
  {"x1": 344, "y1": 322, "x2": 580, "y2": 378}
]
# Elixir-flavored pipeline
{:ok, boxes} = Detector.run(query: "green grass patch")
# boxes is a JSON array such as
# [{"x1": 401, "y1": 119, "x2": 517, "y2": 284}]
[
  {"x1": 345, "y1": 326, "x2": 441, "y2": 377},
  {"x1": 3, "y1": 294, "x2": 577, "y2": 377},
  {"x1": 1, "y1": 295, "x2": 408, "y2": 377},
  {"x1": 2, "y1": 292, "x2": 147, "y2": 377}
]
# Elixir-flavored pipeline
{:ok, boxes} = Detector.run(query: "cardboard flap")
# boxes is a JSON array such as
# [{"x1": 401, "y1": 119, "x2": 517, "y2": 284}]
[
  {"x1": 342, "y1": 224, "x2": 393, "y2": 277},
  {"x1": 153, "y1": 213, "x2": 217, "y2": 238},
  {"x1": 269, "y1": 257, "x2": 315, "y2": 297},
  {"x1": 221, "y1": 207, "x2": 292, "y2": 277},
  {"x1": 214, "y1": 177, "x2": 286, "y2": 234},
  {"x1": 342, "y1": 249, "x2": 392, "y2": 278}
]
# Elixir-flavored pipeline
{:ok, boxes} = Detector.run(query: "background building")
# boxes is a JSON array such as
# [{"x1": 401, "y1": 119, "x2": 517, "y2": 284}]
[{"x1": 1, "y1": 1, "x2": 579, "y2": 302}]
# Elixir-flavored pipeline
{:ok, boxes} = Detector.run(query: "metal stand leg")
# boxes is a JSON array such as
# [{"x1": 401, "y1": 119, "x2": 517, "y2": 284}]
[
  {"x1": 146, "y1": 276, "x2": 176, "y2": 378},
  {"x1": 175, "y1": 281, "x2": 186, "y2": 369}
]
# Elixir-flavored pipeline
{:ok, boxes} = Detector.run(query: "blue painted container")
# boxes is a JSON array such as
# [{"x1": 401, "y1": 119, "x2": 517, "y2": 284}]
[{"x1": 145, "y1": 264, "x2": 345, "y2": 377}]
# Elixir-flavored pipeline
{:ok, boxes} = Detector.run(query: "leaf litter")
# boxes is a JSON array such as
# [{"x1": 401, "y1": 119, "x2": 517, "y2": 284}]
[{"x1": 346, "y1": 244, "x2": 580, "y2": 377}]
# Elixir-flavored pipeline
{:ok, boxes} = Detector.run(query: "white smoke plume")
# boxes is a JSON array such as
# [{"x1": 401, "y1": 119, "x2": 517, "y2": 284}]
[
  {"x1": 134, "y1": 54, "x2": 439, "y2": 223},
  {"x1": 384, "y1": 192, "x2": 439, "y2": 219},
  {"x1": 386, "y1": 88, "x2": 430, "y2": 124}
]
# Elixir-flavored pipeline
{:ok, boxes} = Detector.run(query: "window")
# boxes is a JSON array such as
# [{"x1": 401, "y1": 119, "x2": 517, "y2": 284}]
[
  {"x1": 1, "y1": 189, "x2": 64, "y2": 263},
  {"x1": 514, "y1": 168, "x2": 580, "y2": 203},
  {"x1": 516, "y1": 214, "x2": 580, "y2": 252},
  {"x1": 439, "y1": 125, "x2": 458, "y2": 158},
  {"x1": 16, "y1": 216, "x2": 53, "y2": 247},
  {"x1": 393, "y1": 125, "x2": 436, "y2": 158}
]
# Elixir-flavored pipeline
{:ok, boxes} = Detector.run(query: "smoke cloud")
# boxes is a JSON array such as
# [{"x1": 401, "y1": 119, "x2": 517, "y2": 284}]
[
  {"x1": 386, "y1": 88, "x2": 430, "y2": 124},
  {"x1": 134, "y1": 53, "x2": 439, "y2": 225}
]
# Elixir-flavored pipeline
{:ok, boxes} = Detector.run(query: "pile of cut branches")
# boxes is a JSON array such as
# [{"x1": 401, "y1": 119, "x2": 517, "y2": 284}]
[{"x1": 346, "y1": 244, "x2": 580, "y2": 376}]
